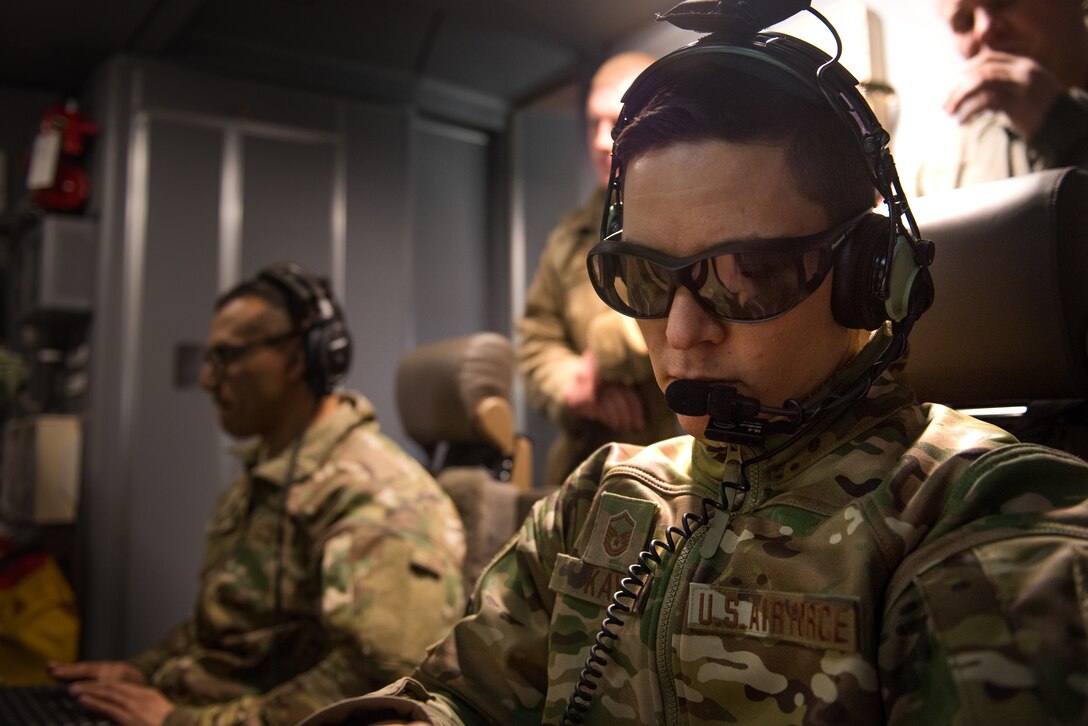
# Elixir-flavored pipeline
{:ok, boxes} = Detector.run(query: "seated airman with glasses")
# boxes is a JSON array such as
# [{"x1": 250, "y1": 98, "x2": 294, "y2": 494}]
[{"x1": 50, "y1": 263, "x2": 466, "y2": 726}]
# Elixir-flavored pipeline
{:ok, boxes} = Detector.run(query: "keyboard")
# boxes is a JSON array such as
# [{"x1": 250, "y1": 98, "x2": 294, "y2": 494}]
[{"x1": 0, "y1": 685, "x2": 117, "y2": 726}]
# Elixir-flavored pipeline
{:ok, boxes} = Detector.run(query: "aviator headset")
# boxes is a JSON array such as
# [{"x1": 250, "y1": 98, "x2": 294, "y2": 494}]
[
  {"x1": 586, "y1": 0, "x2": 936, "y2": 442},
  {"x1": 594, "y1": 0, "x2": 935, "y2": 336},
  {"x1": 257, "y1": 262, "x2": 352, "y2": 397}
]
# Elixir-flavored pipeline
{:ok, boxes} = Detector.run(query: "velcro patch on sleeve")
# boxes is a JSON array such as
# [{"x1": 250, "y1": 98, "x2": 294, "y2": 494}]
[
  {"x1": 582, "y1": 492, "x2": 657, "y2": 572},
  {"x1": 549, "y1": 553, "x2": 644, "y2": 611}
]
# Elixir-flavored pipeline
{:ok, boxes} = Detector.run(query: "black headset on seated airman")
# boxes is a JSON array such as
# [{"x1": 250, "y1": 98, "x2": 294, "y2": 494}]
[
  {"x1": 257, "y1": 262, "x2": 352, "y2": 397},
  {"x1": 602, "y1": 0, "x2": 935, "y2": 334}
]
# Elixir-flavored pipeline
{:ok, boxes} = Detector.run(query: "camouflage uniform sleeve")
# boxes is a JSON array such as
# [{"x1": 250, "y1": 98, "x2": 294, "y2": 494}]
[
  {"x1": 408, "y1": 485, "x2": 567, "y2": 725},
  {"x1": 160, "y1": 650, "x2": 394, "y2": 726},
  {"x1": 126, "y1": 621, "x2": 197, "y2": 680},
  {"x1": 295, "y1": 681, "x2": 439, "y2": 724},
  {"x1": 880, "y1": 444, "x2": 1088, "y2": 724},
  {"x1": 163, "y1": 485, "x2": 465, "y2": 726},
  {"x1": 160, "y1": 536, "x2": 463, "y2": 726}
]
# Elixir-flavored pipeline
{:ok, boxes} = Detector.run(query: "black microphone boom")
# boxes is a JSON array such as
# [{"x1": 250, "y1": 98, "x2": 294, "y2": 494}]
[{"x1": 665, "y1": 379, "x2": 803, "y2": 444}]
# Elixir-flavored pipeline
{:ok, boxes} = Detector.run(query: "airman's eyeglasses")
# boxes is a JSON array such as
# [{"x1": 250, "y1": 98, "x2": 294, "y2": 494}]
[
  {"x1": 587, "y1": 211, "x2": 869, "y2": 323},
  {"x1": 203, "y1": 330, "x2": 300, "y2": 373}
]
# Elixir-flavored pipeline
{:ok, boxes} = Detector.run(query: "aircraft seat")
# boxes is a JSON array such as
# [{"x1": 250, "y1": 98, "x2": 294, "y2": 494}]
[
  {"x1": 395, "y1": 332, "x2": 545, "y2": 596},
  {"x1": 905, "y1": 166, "x2": 1088, "y2": 456}
]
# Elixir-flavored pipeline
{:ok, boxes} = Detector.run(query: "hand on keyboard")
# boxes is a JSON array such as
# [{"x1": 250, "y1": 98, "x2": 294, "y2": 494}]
[{"x1": 68, "y1": 681, "x2": 175, "y2": 726}]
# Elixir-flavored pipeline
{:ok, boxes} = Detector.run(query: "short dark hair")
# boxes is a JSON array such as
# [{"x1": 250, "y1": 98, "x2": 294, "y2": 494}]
[
  {"x1": 613, "y1": 61, "x2": 875, "y2": 224},
  {"x1": 213, "y1": 279, "x2": 296, "y2": 335}
]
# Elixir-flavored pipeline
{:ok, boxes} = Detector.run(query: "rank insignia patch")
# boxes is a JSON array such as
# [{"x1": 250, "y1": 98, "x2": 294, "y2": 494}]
[
  {"x1": 583, "y1": 493, "x2": 657, "y2": 571},
  {"x1": 603, "y1": 510, "x2": 636, "y2": 557}
]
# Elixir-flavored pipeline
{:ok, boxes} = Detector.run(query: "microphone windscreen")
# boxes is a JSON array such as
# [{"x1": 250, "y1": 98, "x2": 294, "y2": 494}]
[{"x1": 665, "y1": 379, "x2": 711, "y2": 416}]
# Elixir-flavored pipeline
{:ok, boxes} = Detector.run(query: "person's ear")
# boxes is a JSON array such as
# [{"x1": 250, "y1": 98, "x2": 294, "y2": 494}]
[{"x1": 284, "y1": 341, "x2": 307, "y2": 383}]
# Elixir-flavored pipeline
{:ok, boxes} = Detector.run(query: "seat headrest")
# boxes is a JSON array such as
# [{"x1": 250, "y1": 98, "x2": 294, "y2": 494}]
[
  {"x1": 906, "y1": 167, "x2": 1088, "y2": 407},
  {"x1": 395, "y1": 332, "x2": 515, "y2": 449}
]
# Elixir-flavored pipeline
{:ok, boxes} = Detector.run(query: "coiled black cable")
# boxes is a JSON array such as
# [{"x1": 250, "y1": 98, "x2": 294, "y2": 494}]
[{"x1": 559, "y1": 476, "x2": 749, "y2": 725}]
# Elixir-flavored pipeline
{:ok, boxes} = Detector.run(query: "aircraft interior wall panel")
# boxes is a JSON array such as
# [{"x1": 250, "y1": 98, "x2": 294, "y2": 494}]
[
  {"x1": 410, "y1": 121, "x2": 489, "y2": 348},
  {"x1": 124, "y1": 119, "x2": 223, "y2": 655},
  {"x1": 80, "y1": 57, "x2": 140, "y2": 660},
  {"x1": 240, "y1": 136, "x2": 335, "y2": 280},
  {"x1": 342, "y1": 105, "x2": 413, "y2": 453},
  {"x1": 136, "y1": 57, "x2": 340, "y2": 135}
]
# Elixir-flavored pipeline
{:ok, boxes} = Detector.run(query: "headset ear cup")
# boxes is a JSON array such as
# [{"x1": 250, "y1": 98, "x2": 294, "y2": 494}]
[
  {"x1": 831, "y1": 213, "x2": 890, "y2": 331},
  {"x1": 303, "y1": 326, "x2": 326, "y2": 395},
  {"x1": 257, "y1": 263, "x2": 353, "y2": 397},
  {"x1": 305, "y1": 302, "x2": 352, "y2": 397},
  {"x1": 316, "y1": 314, "x2": 352, "y2": 394}
]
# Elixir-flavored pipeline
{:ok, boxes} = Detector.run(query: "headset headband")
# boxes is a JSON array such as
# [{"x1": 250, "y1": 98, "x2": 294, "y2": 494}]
[{"x1": 258, "y1": 263, "x2": 333, "y2": 331}]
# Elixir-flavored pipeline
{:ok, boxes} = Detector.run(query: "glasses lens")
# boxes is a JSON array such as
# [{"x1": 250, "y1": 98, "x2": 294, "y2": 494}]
[
  {"x1": 619, "y1": 255, "x2": 674, "y2": 317},
  {"x1": 203, "y1": 330, "x2": 299, "y2": 373},
  {"x1": 204, "y1": 345, "x2": 228, "y2": 371},
  {"x1": 590, "y1": 253, "x2": 673, "y2": 318},
  {"x1": 700, "y1": 246, "x2": 831, "y2": 320},
  {"x1": 203, "y1": 341, "x2": 251, "y2": 372},
  {"x1": 591, "y1": 245, "x2": 833, "y2": 322}
]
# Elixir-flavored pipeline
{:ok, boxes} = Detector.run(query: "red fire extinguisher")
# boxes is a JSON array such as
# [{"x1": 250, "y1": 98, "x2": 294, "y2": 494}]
[{"x1": 27, "y1": 100, "x2": 99, "y2": 213}]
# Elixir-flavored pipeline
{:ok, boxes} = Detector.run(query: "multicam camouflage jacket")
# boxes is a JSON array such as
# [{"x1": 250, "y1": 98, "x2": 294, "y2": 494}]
[
  {"x1": 128, "y1": 391, "x2": 466, "y2": 726},
  {"x1": 301, "y1": 335, "x2": 1088, "y2": 725}
]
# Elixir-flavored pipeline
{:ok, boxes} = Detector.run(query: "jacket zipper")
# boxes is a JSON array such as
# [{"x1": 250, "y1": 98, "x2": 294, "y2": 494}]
[{"x1": 656, "y1": 444, "x2": 745, "y2": 726}]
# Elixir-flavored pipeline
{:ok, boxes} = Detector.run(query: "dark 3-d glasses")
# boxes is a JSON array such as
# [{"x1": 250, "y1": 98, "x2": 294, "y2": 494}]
[{"x1": 587, "y1": 212, "x2": 868, "y2": 322}]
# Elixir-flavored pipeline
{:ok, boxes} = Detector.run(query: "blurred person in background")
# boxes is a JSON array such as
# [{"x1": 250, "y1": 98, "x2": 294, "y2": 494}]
[
  {"x1": 517, "y1": 50, "x2": 679, "y2": 488},
  {"x1": 50, "y1": 263, "x2": 465, "y2": 726},
  {"x1": 916, "y1": 0, "x2": 1088, "y2": 193}
]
